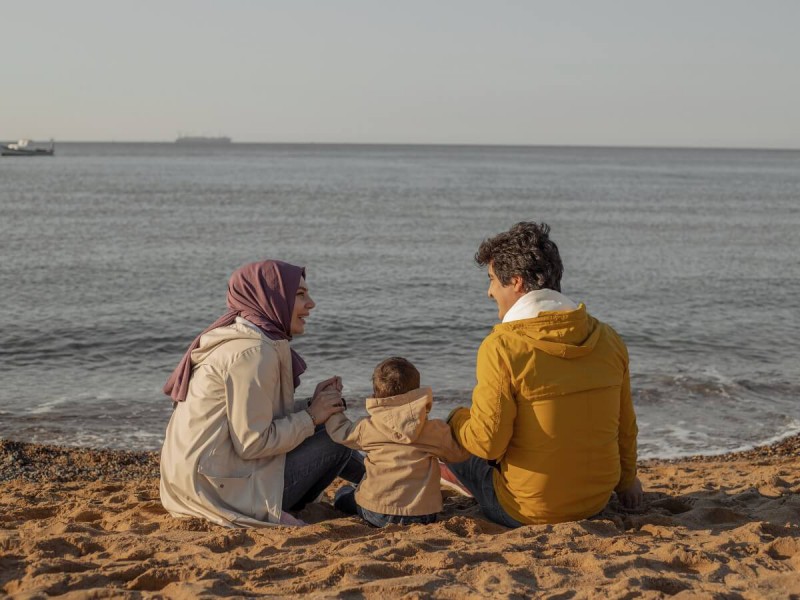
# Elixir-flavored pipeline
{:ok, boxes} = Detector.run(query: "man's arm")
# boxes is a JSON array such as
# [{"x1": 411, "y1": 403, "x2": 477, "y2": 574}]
[
  {"x1": 615, "y1": 364, "x2": 642, "y2": 507},
  {"x1": 449, "y1": 336, "x2": 516, "y2": 460}
]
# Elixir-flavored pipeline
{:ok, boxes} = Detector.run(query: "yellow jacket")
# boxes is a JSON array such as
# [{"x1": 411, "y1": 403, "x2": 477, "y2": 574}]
[{"x1": 449, "y1": 305, "x2": 637, "y2": 525}]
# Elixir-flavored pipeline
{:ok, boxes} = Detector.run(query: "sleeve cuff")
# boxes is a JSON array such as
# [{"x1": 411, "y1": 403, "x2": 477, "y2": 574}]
[
  {"x1": 446, "y1": 406, "x2": 468, "y2": 424},
  {"x1": 298, "y1": 409, "x2": 316, "y2": 435}
]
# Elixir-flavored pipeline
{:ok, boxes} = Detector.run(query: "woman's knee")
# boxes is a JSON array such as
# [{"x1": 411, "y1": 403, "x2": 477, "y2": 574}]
[
  {"x1": 333, "y1": 443, "x2": 353, "y2": 467},
  {"x1": 313, "y1": 427, "x2": 352, "y2": 463}
]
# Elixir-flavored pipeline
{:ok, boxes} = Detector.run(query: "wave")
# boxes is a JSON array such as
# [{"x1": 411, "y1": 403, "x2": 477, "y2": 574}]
[
  {"x1": 633, "y1": 372, "x2": 799, "y2": 406},
  {"x1": 638, "y1": 419, "x2": 800, "y2": 461},
  {"x1": 0, "y1": 326, "x2": 196, "y2": 368}
]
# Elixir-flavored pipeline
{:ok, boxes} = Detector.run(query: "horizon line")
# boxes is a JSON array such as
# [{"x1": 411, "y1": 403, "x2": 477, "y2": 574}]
[{"x1": 13, "y1": 139, "x2": 800, "y2": 152}]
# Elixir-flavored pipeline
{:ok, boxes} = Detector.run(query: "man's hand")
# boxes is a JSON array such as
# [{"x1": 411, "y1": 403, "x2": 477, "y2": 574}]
[{"x1": 617, "y1": 477, "x2": 643, "y2": 509}]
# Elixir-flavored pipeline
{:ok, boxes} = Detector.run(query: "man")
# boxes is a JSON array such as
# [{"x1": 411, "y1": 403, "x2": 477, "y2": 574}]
[{"x1": 445, "y1": 222, "x2": 642, "y2": 527}]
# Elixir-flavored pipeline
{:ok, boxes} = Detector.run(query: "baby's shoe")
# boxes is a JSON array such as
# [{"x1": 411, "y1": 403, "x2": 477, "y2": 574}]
[
  {"x1": 333, "y1": 485, "x2": 359, "y2": 515},
  {"x1": 439, "y1": 462, "x2": 473, "y2": 497}
]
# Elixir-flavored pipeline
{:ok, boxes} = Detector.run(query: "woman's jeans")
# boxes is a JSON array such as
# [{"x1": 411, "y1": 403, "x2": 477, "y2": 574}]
[
  {"x1": 447, "y1": 456, "x2": 524, "y2": 528},
  {"x1": 282, "y1": 426, "x2": 364, "y2": 512},
  {"x1": 334, "y1": 485, "x2": 437, "y2": 527}
]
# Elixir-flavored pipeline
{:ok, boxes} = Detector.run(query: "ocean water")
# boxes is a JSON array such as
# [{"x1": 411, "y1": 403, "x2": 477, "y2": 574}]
[{"x1": 1, "y1": 143, "x2": 798, "y2": 459}]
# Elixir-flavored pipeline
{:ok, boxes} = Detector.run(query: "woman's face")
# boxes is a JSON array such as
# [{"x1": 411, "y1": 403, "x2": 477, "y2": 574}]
[{"x1": 290, "y1": 277, "x2": 315, "y2": 336}]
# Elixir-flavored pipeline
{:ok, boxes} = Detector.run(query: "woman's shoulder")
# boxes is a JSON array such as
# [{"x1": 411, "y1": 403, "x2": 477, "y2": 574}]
[{"x1": 193, "y1": 323, "x2": 286, "y2": 370}]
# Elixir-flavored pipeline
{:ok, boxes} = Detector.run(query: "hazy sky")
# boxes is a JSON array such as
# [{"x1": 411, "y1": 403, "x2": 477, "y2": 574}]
[{"x1": 4, "y1": 1, "x2": 799, "y2": 147}]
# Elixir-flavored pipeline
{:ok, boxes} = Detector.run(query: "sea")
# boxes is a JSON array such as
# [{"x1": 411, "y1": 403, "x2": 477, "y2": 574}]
[{"x1": 1, "y1": 143, "x2": 798, "y2": 460}]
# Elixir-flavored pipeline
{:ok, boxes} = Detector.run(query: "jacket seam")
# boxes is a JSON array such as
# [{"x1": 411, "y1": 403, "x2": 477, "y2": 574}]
[
  {"x1": 526, "y1": 383, "x2": 621, "y2": 401},
  {"x1": 492, "y1": 338, "x2": 511, "y2": 434}
]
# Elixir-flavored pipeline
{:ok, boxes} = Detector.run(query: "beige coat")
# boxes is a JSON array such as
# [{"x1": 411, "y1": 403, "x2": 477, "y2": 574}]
[
  {"x1": 160, "y1": 318, "x2": 314, "y2": 527},
  {"x1": 326, "y1": 387, "x2": 470, "y2": 516}
]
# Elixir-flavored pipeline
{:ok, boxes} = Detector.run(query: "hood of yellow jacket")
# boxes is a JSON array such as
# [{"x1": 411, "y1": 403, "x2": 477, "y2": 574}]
[
  {"x1": 365, "y1": 387, "x2": 433, "y2": 444},
  {"x1": 492, "y1": 304, "x2": 601, "y2": 359}
]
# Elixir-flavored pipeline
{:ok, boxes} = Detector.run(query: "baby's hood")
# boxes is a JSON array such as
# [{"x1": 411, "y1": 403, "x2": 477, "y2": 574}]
[{"x1": 365, "y1": 387, "x2": 433, "y2": 444}]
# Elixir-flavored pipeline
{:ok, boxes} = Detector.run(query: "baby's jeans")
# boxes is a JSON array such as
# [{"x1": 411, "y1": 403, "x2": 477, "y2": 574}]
[{"x1": 334, "y1": 485, "x2": 437, "y2": 527}]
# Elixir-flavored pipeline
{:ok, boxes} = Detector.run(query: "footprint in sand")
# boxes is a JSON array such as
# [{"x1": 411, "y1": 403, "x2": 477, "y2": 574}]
[
  {"x1": 17, "y1": 505, "x2": 59, "y2": 520},
  {"x1": 766, "y1": 537, "x2": 800, "y2": 560},
  {"x1": 31, "y1": 538, "x2": 85, "y2": 559},
  {"x1": 199, "y1": 530, "x2": 253, "y2": 553},
  {"x1": 640, "y1": 575, "x2": 692, "y2": 596},
  {"x1": 694, "y1": 506, "x2": 749, "y2": 526},
  {"x1": 580, "y1": 519, "x2": 623, "y2": 536},
  {"x1": 127, "y1": 567, "x2": 182, "y2": 592},
  {"x1": 371, "y1": 541, "x2": 419, "y2": 561},
  {"x1": 95, "y1": 484, "x2": 124, "y2": 493},
  {"x1": 759, "y1": 522, "x2": 796, "y2": 537},
  {"x1": 28, "y1": 558, "x2": 97, "y2": 576},
  {"x1": 71, "y1": 509, "x2": 103, "y2": 523},
  {"x1": 442, "y1": 516, "x2": 493, "y2": 537},
  {"x1": 137, "y1": 500, "x2": 167, "y2": 514},
  {"x1": 649, "y1": 497, "x2": 693, "y2": 515}
]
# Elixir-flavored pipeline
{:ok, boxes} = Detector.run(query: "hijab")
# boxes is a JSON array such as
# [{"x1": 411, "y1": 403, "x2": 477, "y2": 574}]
[{"x1": 163, "y1": 260, "x2": 308, "y2": 402}]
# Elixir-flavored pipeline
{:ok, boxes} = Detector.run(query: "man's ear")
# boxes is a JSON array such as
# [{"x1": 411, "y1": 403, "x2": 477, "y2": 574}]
[{"x1": 511, "y1": 276, "x2": 525, "y2": 293}]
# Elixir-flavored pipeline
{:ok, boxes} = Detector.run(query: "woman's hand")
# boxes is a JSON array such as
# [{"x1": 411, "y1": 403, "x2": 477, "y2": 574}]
[
  {"x1": 313, "y1": 376, "x2": 343, "y2": 401},
  {"x1": 307, "y1": 389, "x2": 345, "y2": 425}
]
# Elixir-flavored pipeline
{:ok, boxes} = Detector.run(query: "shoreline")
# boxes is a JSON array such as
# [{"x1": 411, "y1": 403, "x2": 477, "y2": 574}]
[
  {"x1": 2, "y1": 432, "x2": 799, "y2": 484},
  {"x1": 2, "y1": 437, "x2": 799, "y2": 597}
]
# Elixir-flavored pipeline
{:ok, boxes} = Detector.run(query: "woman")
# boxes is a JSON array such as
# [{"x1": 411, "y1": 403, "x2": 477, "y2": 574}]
[{"x1": 160, "y1": 260, "x2": 361, "y2": 527}]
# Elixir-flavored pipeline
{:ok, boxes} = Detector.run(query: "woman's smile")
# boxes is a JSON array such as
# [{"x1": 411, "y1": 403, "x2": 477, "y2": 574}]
[{"x1": 290, "y1": 277, "x2": 315, "y2": 335}]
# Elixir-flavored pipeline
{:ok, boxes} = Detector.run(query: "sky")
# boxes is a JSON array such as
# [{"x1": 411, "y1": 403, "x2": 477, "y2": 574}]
[{"x1": 3, "y1": 1, "x2": 799, "y2": 148}]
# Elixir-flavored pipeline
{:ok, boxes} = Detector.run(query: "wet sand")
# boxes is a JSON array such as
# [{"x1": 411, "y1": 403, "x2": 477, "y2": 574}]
[{"x1": 1, "y1": 437, "x2": 799, "y2": 598}]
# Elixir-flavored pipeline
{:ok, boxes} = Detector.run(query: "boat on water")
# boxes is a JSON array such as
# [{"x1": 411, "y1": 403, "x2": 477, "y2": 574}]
[
  {"x1": 175, "y1": 136, "x2": 232, "y2": 145},
  {"x1": 1, "y1": 139, "x2": 55, "y2": 157}
]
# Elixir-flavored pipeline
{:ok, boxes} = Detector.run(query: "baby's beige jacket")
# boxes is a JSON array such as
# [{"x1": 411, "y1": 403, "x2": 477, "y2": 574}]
[{"x1": 326, "y1": 387, "x2": 470, "y2": 516}]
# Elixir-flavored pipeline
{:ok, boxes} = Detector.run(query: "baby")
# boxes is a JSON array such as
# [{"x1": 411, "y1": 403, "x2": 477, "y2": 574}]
[{"x1": 327, "y1": 357, "x2": 470, "y2": 526}]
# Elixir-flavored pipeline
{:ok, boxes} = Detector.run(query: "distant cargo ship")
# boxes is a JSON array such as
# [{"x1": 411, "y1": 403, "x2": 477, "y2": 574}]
[
  {"x1": 2, "y1": 139, "x2": 55, "y2": 156},
  {"x1": 175, "y1": 136, "x2": 232, "y2": 144}
]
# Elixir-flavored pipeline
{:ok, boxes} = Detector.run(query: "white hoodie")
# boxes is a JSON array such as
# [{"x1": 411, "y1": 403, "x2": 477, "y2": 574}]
[{"x1": 502, "y1": 288, "x2": 578, "y2": 323}]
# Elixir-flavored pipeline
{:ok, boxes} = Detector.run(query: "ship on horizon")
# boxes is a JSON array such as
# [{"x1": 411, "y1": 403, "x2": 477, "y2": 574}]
[
  {"x1": 2, "y1": 139, "x2": 55, "y2": 156},
  {"x1": 175, "y1": 135, "x2": 232, "y2": 145}
]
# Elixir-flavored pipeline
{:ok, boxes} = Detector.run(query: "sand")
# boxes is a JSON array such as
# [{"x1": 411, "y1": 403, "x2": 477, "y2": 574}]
[{"x1": 1, "y1": 438, "x2": 799, "y2": 599}]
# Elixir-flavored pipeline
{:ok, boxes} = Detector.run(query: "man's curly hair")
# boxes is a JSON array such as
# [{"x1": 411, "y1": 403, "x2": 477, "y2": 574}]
[{"x1": 475, "y1": 222, "x2": 563, "y2": 292}]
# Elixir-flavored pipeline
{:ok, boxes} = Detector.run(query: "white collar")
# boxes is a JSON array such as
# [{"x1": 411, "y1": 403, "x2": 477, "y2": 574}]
[{"x1": 502, "y1": 289, "x2": 578, "y2": 323}]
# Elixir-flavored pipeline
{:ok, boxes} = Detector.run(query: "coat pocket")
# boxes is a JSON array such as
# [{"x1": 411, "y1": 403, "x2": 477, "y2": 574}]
[{"x1": 198, "y1": 466, "x2": 254, "y2": 518}]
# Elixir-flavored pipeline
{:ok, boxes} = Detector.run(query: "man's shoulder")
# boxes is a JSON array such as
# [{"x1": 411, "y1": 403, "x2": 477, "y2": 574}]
[
  {"x1": 476, "y1": 328, "x2": 522, "y2": 366},
  {"x1": 590, "y1": 315, "x2": 627, "y2": 344},
  {"x1": 479, "y1": 327, "x2": 512, "y2": 350},
  {"x1": 588, "y1": 315, "x2": 630, "y2": 363}
]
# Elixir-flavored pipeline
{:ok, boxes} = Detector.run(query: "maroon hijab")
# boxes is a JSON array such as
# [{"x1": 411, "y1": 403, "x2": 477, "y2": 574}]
[{"x1": 163, "y1": 260, "x2": 308, "y2": 402}]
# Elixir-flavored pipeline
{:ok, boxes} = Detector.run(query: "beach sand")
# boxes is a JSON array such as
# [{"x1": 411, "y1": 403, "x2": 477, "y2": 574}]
[{"x1": 1, "y1": 438, "x2": 799, "y2": 599}]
